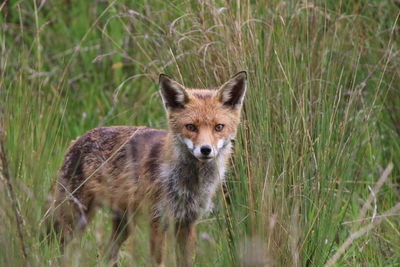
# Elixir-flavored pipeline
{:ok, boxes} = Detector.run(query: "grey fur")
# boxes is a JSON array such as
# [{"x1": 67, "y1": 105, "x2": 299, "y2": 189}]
[{"x1": 158, "y1": 134, "x2": 231, "y2": 226}]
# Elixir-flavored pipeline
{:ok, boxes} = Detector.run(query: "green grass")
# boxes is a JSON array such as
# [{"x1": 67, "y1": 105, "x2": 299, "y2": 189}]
[{"x1": 1, "y1": 0, "x2": 399, "y2": 266}]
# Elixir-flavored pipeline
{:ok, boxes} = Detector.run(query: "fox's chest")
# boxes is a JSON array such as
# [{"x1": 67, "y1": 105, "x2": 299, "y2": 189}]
[{"x1": 160, "y1": 162, "x2": 222, "y2": 224}]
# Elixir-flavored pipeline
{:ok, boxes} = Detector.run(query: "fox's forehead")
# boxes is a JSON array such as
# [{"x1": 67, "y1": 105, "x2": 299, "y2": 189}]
[
  {"x1": 169, "y1": 89, "x2": 239, "y2": 126},
  {"x1": 187, "y1": 88, "x2": 217, "y2": 100}
]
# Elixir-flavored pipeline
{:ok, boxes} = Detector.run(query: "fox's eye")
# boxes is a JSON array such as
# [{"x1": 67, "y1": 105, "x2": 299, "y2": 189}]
[
  {"x1": 215, "y1": 124, "x2": 224, "y2": 132},
  {"x1": 185, "y1": 124, "x2": 197, "y2": 132}
]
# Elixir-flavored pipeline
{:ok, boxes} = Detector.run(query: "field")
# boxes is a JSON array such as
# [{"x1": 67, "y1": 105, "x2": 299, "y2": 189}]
[{"x1": 1, "y1": 0, "x2": 400, "y2": 266}]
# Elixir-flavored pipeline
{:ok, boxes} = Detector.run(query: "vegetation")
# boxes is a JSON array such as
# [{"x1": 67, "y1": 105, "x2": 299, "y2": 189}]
[{"x1": 1, "y1": 0, "x2": 399, "y2": 266}]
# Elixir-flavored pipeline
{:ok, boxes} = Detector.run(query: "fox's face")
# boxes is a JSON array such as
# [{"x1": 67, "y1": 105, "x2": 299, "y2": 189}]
[{"x1": 159, "y1": 72, "x2": 247, "y2": 162}]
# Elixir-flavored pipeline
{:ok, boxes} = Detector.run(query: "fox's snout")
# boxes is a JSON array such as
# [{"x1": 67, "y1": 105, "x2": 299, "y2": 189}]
[
  {"x1": 200, "y1": 145, "x2": 211, "y2": 156},
  {"x1": 193, "y1": 143, "x2": 215, "y2": 160},
  {"x1": 181, "y1": 136, "x2": 227, "y2": 161}
]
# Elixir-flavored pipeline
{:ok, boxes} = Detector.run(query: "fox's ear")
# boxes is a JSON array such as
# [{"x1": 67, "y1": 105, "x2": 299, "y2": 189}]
[
  {"x1": 217, "y1": 71, "x2": 247, "y2": 109},
  {"x1": 159, "y1": 74, "x2": 189, "y2": 110}
]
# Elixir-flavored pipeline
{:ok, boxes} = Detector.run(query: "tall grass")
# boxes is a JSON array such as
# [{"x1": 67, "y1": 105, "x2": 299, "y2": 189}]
[{"x1": 1, "y1": 0, "x2": 399, "y2": 266}]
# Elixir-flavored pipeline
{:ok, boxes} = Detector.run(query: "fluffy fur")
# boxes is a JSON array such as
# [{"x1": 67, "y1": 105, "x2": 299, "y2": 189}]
[{"x1": 45, "y1": 71, "x2": 247, "y2": 267}]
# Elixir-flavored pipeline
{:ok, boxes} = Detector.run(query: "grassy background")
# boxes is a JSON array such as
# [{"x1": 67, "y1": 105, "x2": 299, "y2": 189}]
[{"x1": 1, "y1": 0, "x2": 400, "y2": 266}]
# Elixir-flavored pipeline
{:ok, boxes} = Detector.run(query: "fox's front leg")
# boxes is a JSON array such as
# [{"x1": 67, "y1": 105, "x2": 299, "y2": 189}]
[
  {"x1": 150, "y1": 218, "x2": 166, "y2": 267},
  {"x1": 175, "y1": 222, "x2": 196, "y2": 267}
]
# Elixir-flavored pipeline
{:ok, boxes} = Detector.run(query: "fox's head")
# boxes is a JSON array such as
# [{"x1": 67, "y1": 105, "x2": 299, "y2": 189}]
[{"x1": 159, "y1": 71, "x2": 247, "y2": 162}]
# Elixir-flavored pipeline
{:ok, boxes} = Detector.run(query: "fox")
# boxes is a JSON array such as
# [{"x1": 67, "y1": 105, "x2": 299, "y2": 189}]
[{"x1": 45, "y1": 71, "x2": 247, "y2": 266}]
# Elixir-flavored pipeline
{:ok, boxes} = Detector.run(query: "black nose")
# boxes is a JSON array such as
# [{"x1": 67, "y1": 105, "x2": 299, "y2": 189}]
[{"x1": 200, "y1": 146, "x2": 212, "y2": 156}]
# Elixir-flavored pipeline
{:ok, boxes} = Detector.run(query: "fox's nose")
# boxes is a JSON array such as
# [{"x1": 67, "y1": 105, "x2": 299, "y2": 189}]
[{"x1": 200, "y1": 145, "x2": 212, "y2": 156}]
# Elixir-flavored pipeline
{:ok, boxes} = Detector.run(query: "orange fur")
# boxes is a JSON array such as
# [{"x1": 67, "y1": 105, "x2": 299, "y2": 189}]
[{"x1": 45, "y1": 71, "x2": 247, "y2": 266}]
